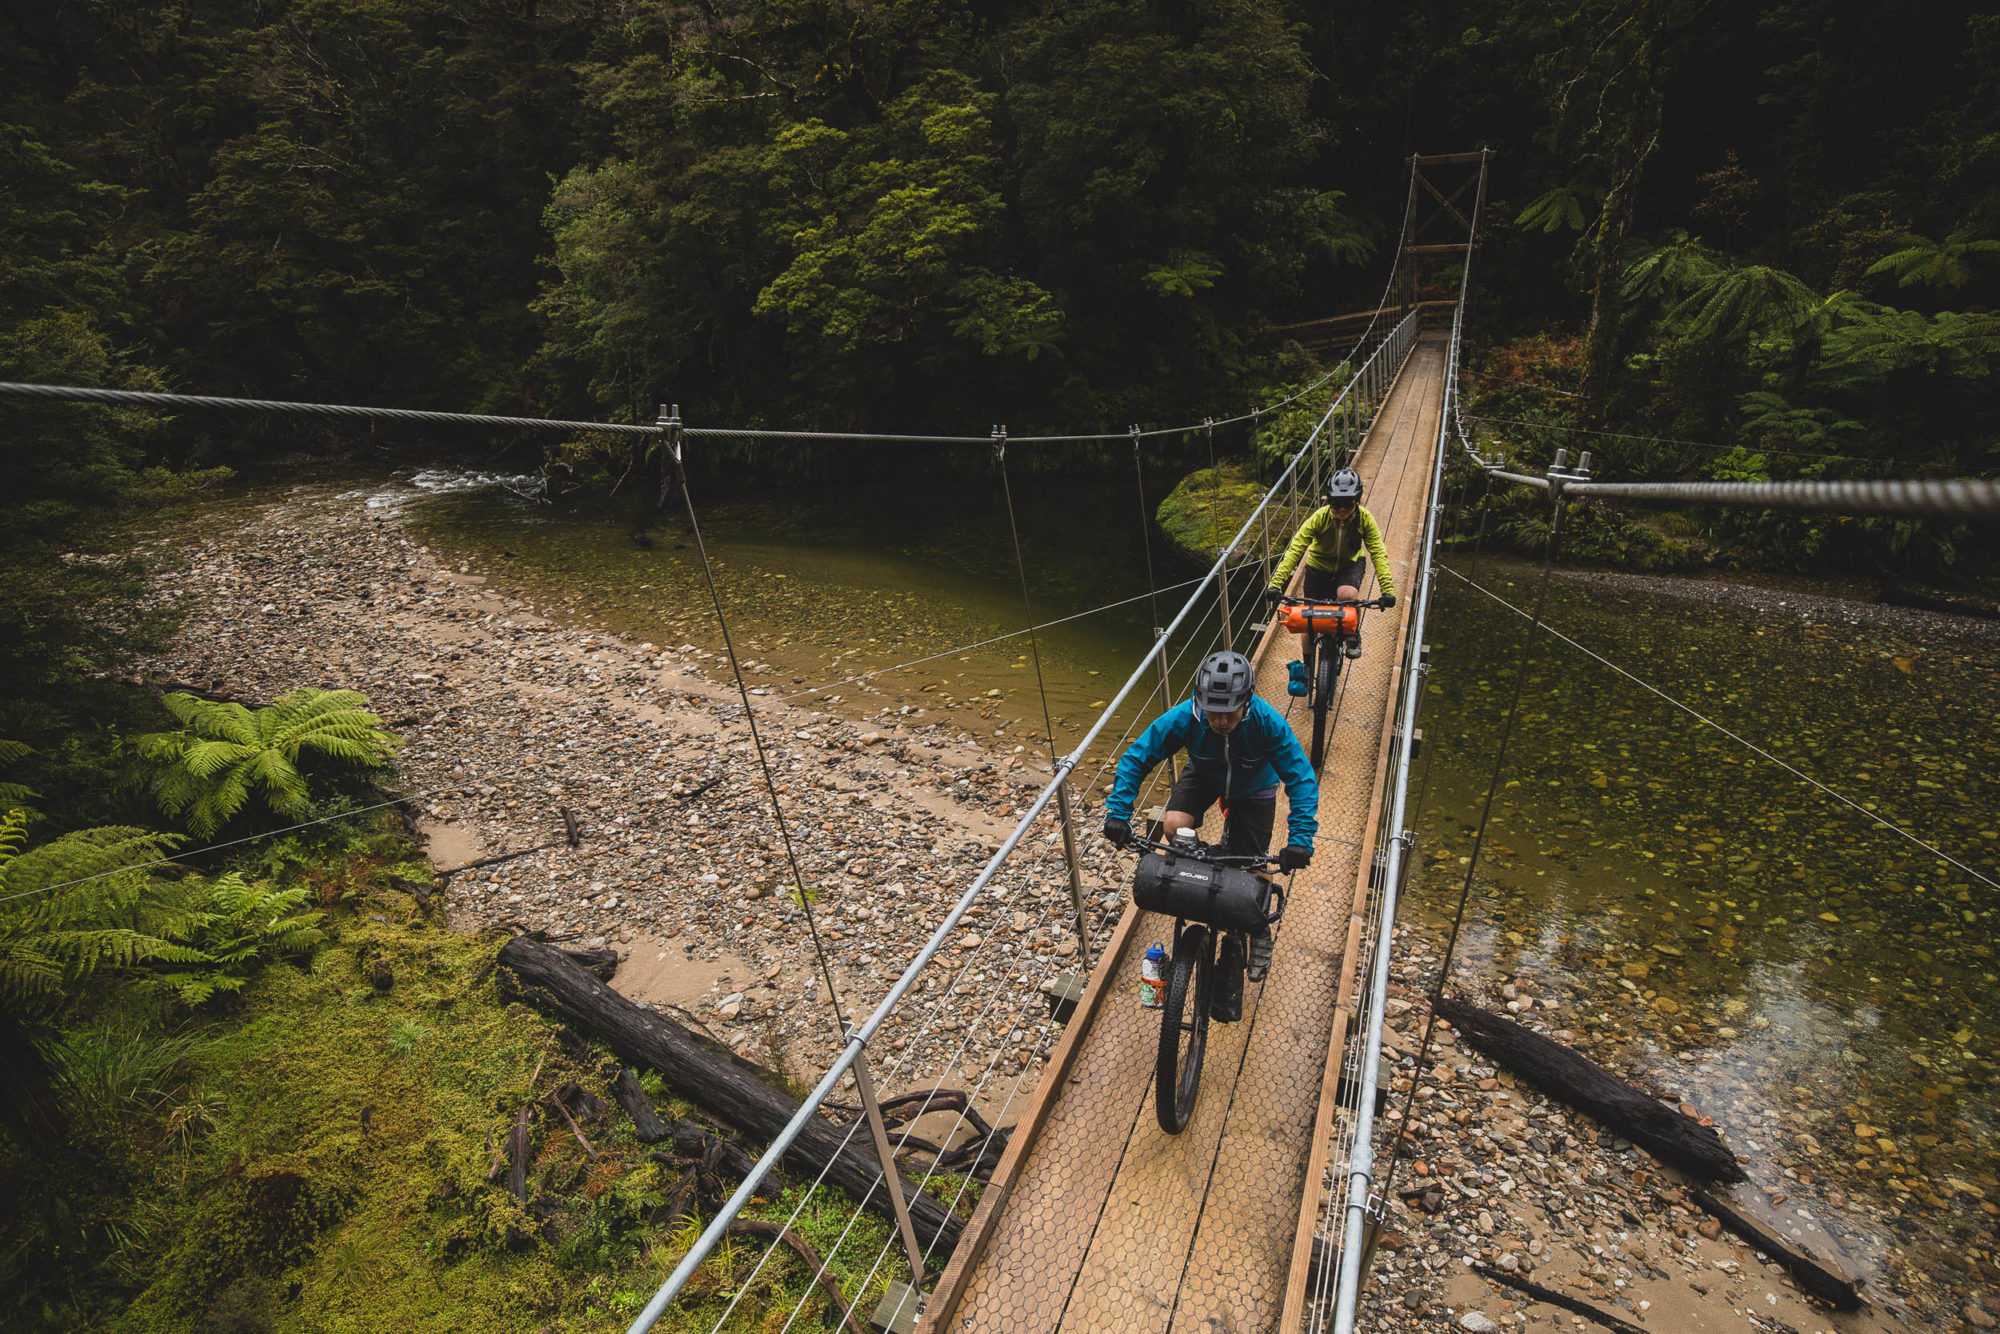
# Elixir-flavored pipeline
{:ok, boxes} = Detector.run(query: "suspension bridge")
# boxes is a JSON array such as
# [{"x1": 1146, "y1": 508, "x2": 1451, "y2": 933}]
[{"x1": 7, "y1": 147, "x2": 1999, "y2": 1334}]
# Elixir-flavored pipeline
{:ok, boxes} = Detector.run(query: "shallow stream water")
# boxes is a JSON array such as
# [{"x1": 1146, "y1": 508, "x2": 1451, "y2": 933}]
[
  {"x1": 1406, "y1": 555, "x2": 2000, "y2": 1301},
  {"x1": 365, "y1": 472, "x2": 1995, "y2": 1302}
]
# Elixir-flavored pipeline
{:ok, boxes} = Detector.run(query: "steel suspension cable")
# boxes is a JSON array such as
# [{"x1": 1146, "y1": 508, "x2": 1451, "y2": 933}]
[
  {"x1": 666, "y1": 427, "x2": 848, "y2": 1041},
  {"x1": 0, "y1": 380, "x2": 662, "y2": 434},
  {"x1": 993, "y1": 437, "x2": 1065, "y2": 760}
]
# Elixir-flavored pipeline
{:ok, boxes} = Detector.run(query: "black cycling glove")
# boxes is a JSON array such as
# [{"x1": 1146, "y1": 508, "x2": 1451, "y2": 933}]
[
  {"x1": 1101, "y1": 817, "x2": 1133, "y2": 846},
  {"x1": 1262, "y1": 586, "x2": 1284, "y2": 606},
  {"x1": 1278, "y1": 845, "x2": 1312, "y2": 872},
  {"x1": 1379, "y1": 593, "x2": 1397, "y2": 609}
]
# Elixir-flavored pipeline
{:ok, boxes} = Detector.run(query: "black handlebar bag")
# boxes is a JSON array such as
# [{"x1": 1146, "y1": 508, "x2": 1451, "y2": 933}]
[{"x1": 1132, "y1": 851, "x2": 1285, "y2": 932}]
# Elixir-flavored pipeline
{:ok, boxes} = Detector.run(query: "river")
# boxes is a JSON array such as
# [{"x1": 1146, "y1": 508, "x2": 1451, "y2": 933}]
[{"x1": 400, "y1": 471, "x2": 1999, "y2": 1312}]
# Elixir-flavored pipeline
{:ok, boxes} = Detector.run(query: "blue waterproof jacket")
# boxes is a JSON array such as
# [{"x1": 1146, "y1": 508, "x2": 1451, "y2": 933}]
[{"x1": 1104, "y1": 695, "x2": 1319, "y2": 850}]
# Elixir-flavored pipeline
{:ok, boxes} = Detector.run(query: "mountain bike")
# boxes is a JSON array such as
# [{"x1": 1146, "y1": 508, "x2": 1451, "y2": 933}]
[
  {"x1": 1127, "y1": 831, "x2": 1286, "y2": 1134},
  {"x1": 1276, "y1": 594, "x2": 1390, "y2": 768}
]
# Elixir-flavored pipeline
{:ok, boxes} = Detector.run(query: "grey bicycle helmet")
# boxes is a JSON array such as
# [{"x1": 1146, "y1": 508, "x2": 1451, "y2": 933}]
[
  {"x1": 1327, "y1": 468, "x2": 1363, "y2": 506},
  {"x1": 1193, "y1": 650, "x2": 1255, "y2": 713}
]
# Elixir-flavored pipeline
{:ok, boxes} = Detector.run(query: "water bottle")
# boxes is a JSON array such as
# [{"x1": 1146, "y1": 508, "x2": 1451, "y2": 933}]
[{"x1": 1139, "y1": 943, "x2": 1167, "y2": 1009}]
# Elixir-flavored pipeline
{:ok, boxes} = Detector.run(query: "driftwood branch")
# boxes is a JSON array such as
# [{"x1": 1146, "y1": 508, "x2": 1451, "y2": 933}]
[
  {"x1": 725, "y1": 1219, "x2": 873, "y2": 1334},
  {"x1": 498, "y1": 936, "x2": 962, "y2": 1253},
  {"x1": 1433, "y1": 995, "x2": 1745, "y2": 1182},
  {"x1": 1471, "y1": 1260, "x2": 1649, "y2": 1334},
  {"x1": 611, "y1": 1068, "x2": 671, "y2": 1143}
]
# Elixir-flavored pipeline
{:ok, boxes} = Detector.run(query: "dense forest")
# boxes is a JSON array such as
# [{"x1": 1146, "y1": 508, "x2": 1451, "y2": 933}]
[
  {"x1": 7, "y1": 0, "x2": 2000, "y2": 741},
  {"x1": 3, "y1": 1, "x2": 1999, "y2": 1328}
]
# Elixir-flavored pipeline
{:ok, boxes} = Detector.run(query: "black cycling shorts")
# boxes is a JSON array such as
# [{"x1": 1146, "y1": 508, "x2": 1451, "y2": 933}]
[
  {"x1": 1165, "y1": 769, "x2": 1276, "y2": 858},
  {"x1": 1302, "y1": 559, "x2": 1366, "y2": 599}
]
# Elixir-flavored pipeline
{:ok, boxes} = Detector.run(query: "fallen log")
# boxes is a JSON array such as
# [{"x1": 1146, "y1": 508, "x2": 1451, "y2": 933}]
[
  {"x1": 497, "y1": 935, "x2": 962, "y2": 1254},
  {"x1": 1687, "y1": 1184, "x2": 1862, "y2": 1310},
  {"x1": 1432, "y1": 995, "x2": 1745, "y2": 1183}
]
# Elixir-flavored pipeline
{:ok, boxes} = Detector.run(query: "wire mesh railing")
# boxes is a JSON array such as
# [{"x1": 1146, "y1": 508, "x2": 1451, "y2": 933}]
[{"x1": 626, "y1": 306, "x2": 1425, "y2": 1334}]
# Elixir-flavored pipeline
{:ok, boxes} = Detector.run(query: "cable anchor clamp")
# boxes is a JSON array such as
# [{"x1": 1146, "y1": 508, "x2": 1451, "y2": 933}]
[{"x1": 657, "y1": 402, "x2": 685, "y2": 463}]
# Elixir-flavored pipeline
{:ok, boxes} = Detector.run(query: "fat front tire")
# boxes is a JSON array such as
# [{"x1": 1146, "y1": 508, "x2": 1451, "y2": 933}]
[
  {"x1": 1155, "y1": 924, "x2": 1212, "y2": 1134},
  {"x1": 1310, "y1": 646, "x2": 1337, "y2": 768}
]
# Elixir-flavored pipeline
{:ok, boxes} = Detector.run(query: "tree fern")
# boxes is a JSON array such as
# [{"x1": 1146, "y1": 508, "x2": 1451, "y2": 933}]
[
  {"x1": 135, "y1": 688, "x2": 401, "y2": 837},
  {"x1": 1517, "y1": 183, "x2": 1597, "y2": 235},
  {"x1": 0, "y1": 811, "x2": 206, "y2": 1008},
  {"x1": 1665, "y1": 264, "x2": 1822, "y2": 346},
  {"x1": 0, "y1": 740, "x2": 36, "y2": 808},
  {"x1": 1865, "y1": 228, "x2": 2000, "y2": 291}
]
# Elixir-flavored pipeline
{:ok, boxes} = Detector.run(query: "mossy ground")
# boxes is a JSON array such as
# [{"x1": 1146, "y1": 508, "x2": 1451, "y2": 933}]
[
  {"x1": 1, "y1": 836, "x2": 949, "y2": 1333},
  {"x1": 1155, "y1": 462, "x2": 1270, "y2": 564}
]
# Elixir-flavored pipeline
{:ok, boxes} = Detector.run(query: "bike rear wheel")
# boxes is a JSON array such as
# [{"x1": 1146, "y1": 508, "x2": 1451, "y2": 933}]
[
  {"x1": 1155, "y1": 923, "x2": 1213, "y2": 1134},
  {"x1": 1309, "y1": 643, "x2": 1337, "y2": 768}
]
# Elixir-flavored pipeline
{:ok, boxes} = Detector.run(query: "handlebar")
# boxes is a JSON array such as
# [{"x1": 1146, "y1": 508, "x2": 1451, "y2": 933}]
[
  {"x1": 1127, "y1": 834, "x2": 1281, "y2": 870},
  {"x1": 1274, "y1": 594, "x2": 1389, "y2": 609}
]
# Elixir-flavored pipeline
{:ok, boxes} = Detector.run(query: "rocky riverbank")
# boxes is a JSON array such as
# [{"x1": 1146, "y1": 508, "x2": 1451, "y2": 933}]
[
  {"x1": 138, "y1": 476, "x2": 1995, "y2": 1330},
  {"x1": 139, "y1": 479, "x2": 1126, "y2": 1121}
]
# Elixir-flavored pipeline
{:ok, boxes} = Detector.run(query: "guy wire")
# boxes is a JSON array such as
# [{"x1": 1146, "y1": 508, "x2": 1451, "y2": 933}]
[
  {"x1": 670, "y1": 447, "x2": 849, "y2": 1041},
  {"x1": 994, "y1": 439, "x2": 1065, "y2": 764}
]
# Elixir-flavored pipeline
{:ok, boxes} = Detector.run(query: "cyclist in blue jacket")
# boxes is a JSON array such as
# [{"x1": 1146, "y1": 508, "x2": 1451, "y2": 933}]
[{"x1": 1100, "y1": 650, "x2": 1317, "y2": 981}]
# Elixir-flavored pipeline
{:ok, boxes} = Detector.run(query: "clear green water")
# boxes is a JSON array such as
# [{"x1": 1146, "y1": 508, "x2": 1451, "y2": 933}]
[
  {"x1": 1409, "y1": 556, "x2": 2000, "y2": 1287},
  {"x1": 401, "y1": 470, "x2": 1236, "y2": 785}
]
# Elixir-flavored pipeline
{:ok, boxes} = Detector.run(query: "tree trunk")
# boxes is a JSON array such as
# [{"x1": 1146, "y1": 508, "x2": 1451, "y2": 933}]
[
  {"x1": 497, "y1": 936, "x2": 962, "y2": 1255},
  {"x1": 1433, "y1": 995, "x2": 1745, "y2": 1182}
]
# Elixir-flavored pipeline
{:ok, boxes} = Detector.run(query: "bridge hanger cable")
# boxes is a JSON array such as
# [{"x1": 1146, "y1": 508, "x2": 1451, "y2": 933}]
[
  {"x1": 1445, "y1": 565, "x2": 2000, "y2": 893},
  {"x1": 993, "y1": 433, "x2": 1066, "y2": 761},
  {"x1": 664, "y1": 417, "x2": 850, "y2": 1042},
  {"x1": 696, "y1": 598, "x2": 1234, "y2": 1333}
]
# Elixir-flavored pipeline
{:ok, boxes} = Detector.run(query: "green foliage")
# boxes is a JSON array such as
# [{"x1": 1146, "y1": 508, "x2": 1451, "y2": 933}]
[
  {"x1": 1865, "y1": 229, "x2": 2000, "y2": 291},
  {"x1": 1154, "y1": 463, "x2": 1268, "y2": 563},
  {"x1": 157, "y1": 874, "x2": 325, "y2": 1006},
  {"x1": 1516, "y1": 184, "x2": 1596, "y2": 235},
  {"x1": 0, "y1": 811, "x2": 203, "y2": 1011},
  {"x1": 134, "y1": 690, "x2": 401, "y2": 838}
]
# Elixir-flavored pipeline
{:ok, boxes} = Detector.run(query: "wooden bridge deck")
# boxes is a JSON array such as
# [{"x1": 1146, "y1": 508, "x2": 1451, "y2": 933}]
[{"x1": 918, "y1": 334, "x2": 1447, "y2": 1334}]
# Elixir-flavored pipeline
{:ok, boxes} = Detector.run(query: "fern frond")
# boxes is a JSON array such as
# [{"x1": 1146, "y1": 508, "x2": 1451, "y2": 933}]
[{"x1": 161, "y1": 694, "x2": 260, "y2": 746}]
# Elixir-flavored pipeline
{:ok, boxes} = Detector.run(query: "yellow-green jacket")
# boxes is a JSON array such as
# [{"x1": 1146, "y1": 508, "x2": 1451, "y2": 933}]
[{"x1": 1267, "y1": 504, "x2": 1395, "y2": 598}]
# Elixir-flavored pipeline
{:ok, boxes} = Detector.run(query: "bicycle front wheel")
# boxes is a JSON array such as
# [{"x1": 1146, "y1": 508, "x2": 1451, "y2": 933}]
[
  {"x1": 1156, "y1": 923, "x2": 1213, "y2": 1134},
  {"x1": 1310, "y1": 644, "x2": 1337, "y2": 768}
]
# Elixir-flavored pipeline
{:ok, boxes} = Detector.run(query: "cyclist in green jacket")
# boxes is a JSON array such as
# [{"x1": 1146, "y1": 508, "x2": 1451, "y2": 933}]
[{"x1": 1262, "y1": 468, "x2": 1396, "y2": 659}]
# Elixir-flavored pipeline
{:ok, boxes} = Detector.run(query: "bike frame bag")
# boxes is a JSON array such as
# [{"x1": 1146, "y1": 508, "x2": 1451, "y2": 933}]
[{"x1": 1133, "y1": 851, "x2": 1284, "y2": 932}]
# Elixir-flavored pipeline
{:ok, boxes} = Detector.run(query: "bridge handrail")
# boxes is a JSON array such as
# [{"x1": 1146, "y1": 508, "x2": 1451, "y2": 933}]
[
  {"x1": 624, "y1": 307, "x2": 1425, "y2": 1333},
  {"x1": 1321, "y1": 155, "x2": 1489, "y2": 1334}
]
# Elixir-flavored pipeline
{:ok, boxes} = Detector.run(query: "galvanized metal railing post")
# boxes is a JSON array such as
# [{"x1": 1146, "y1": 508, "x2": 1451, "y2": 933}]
[
  {"x1": 1053, "y1": 777, "x2": 1095, "y2": 973},
  {"x1": 1217, "y1": 546, "x2": 1235, "y2": 653},
  {"x1": 1153, "y1": 628, "x2": 1178, "y2": 786},
  {"x1": 851, "y1": 1037, "x2": 927, "y2": 1284}
]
